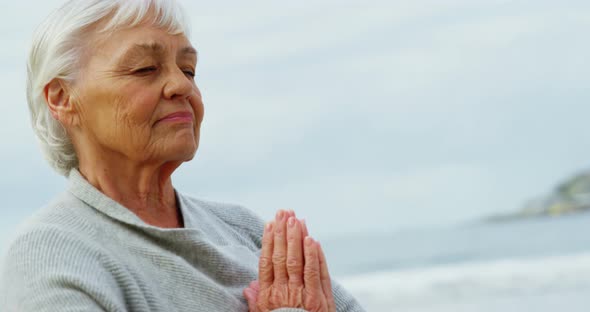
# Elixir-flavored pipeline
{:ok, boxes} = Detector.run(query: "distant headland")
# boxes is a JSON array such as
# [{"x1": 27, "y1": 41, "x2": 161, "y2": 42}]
[{"x1": 485, "y1": 170, "x2": 590, "y2": 222}]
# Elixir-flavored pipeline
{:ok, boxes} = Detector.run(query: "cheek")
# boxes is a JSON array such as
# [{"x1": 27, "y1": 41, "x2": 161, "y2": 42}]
[
  {"x1": 117, "y1": 89, "x2": 160, "y2": 128},
  {"x1": 190, "y1": 90, "x2": 205, "y2": 124}
]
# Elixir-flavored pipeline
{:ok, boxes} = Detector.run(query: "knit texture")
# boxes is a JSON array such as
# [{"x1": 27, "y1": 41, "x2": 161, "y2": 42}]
[{"x1": 0, "y1": 169, "x2": 365, "y2": 312}]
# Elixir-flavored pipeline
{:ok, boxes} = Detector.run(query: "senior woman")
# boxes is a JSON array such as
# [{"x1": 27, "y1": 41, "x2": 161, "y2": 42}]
[{"x1": 0, "y1": 1, "x2": 365, "y2": 311}]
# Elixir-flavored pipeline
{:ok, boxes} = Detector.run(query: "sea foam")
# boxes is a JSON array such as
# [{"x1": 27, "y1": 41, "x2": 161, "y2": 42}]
[{"x1": 339, "y1": 252, "x2": 590, "y2": 311}]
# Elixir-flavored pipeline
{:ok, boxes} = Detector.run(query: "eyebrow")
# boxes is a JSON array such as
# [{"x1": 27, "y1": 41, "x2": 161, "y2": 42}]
[
  {"x1": 179, "y1": 46, "x2": 198, "y2": 57},
  {"x1": 117, "y1": 43, "x2": 198, "y2": 64}
]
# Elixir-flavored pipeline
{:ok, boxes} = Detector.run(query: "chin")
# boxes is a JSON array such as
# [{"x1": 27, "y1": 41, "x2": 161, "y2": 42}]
[
  {"x1": 170, "y1": 141, "x2": 198, "y2": 162},
  {"x1": 156, "y1": 131, "x2": 199, "y2": 162}
]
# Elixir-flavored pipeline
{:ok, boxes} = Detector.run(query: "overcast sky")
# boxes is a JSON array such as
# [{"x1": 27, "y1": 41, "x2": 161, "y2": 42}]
[{"x1": 1, "y1": 0, "x2": 589, "y2": 245}]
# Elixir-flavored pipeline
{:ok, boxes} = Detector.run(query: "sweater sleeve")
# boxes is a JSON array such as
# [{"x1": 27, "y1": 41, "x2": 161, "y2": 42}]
[{"x1": 0, "y1": 226, "x2": 127, "y2": 312}]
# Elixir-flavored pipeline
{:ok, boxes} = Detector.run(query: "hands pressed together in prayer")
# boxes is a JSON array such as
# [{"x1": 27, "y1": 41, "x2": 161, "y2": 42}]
[{"x1": 243, "y1": 210, "x2": 336, "y2": 312}]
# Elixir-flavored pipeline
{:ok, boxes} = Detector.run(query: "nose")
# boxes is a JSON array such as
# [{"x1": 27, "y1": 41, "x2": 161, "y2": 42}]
[{"x1": 162, "y1": 67, "x2": 194, "y2": 100}]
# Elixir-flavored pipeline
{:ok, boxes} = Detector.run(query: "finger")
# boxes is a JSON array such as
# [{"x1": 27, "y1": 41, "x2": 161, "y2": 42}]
[
  {"x1": 272, "y1": 210, "x2": 289, "y2": 284},
  {"x1": 301, "y1": 219, "x2": 309, "y2": 238},
  {"x1": 258, "y1": 221, "x2": 274, "y2": 290},
  {"x1": 317, "y1": 242, "x2": 336, "y2": 312},
  {"x1": 286, "y1": 209, "x2": 296, "y2": 219},
  {"x1": 286, "y1": 216, "x2": 304, "y2": 287},
  {"x1": 243, "y1": 288, "x2": 258, "y2": 312},
  {"x1": 303, "y1": 237, "x2": 322, "y2": 295}
]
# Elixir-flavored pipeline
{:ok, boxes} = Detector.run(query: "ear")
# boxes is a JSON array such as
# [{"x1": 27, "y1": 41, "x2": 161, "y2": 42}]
[{"x1": 44, "y1": 79, "x2": 79, "y2": 127}]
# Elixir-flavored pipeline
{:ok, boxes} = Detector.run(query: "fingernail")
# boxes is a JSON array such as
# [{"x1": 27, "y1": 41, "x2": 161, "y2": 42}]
[
  {"x1": 288, "y1": 217, "x2": 295, "y2": 227},
  {"x1": 276, "y1": 210, "x2": 284, "y2": 221},
  {"x1": 265, "y1": 222, "x2": 273, "y2": 232},
  {"x1": 305, "y1": 236, "x2": 313, "y2": 246},
  {"x1": 244, "y1": 288, "x2": 253, "y2": 298}
]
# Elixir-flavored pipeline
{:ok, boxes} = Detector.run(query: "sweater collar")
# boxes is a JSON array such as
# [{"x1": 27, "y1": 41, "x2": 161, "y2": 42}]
[{"x1": 66, "y1": 168, "x2": 192, "y2": 231}]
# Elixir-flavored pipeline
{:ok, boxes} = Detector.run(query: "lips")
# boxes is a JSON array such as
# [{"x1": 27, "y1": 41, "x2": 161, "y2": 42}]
[{"x1": 157, "y1": 111, "x2": 194, "y2": 124}]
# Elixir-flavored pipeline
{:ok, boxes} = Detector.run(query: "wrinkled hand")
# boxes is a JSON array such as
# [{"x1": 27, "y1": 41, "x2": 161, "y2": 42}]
[{"x1": 243, "y1": 210, "x2": 336, "y2": 312}]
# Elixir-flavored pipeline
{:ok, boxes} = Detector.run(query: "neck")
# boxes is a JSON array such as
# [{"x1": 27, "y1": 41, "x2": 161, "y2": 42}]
[{"x1": 77, "y1": 150, "x2": 184, "y2": 229}]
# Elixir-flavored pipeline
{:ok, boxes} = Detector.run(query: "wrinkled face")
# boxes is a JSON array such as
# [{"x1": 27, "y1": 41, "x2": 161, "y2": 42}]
[{"x1": 71, "y1": 25, "x2": 203, "y2": 166}]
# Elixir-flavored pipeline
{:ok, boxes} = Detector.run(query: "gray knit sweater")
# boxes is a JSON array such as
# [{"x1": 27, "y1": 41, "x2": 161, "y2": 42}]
[{"x1": 0, "y1": 170, "x2": 365, "y2": 312}]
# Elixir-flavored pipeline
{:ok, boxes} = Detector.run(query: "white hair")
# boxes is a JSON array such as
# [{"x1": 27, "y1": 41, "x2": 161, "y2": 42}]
[{"x1": 27, "y1": 0, "x2": 191, "y2": 176}]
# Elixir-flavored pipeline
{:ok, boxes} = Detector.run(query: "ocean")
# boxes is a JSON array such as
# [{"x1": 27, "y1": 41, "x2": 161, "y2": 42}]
[{"x1": 324, "y1": 213, "x2": 590, "y2": 311}]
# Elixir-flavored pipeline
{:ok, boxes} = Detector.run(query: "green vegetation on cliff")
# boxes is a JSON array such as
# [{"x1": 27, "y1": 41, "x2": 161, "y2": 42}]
[{"x1": 486, "y1": 170, "x2": 590, "y2": 222}]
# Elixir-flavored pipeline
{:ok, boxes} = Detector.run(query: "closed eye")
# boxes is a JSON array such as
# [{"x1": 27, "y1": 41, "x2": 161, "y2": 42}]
[
  {"x1": 183, "y1": 69, "x2": 196, "y2": 79},
  {"x1": 133, "y1": 66, "x2": 158, "y2": 75}
]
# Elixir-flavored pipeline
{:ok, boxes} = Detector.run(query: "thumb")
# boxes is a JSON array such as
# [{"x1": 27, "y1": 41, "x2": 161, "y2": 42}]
[{"x1": 243, "y1": 287, "x2": 258, "y2": 312}]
